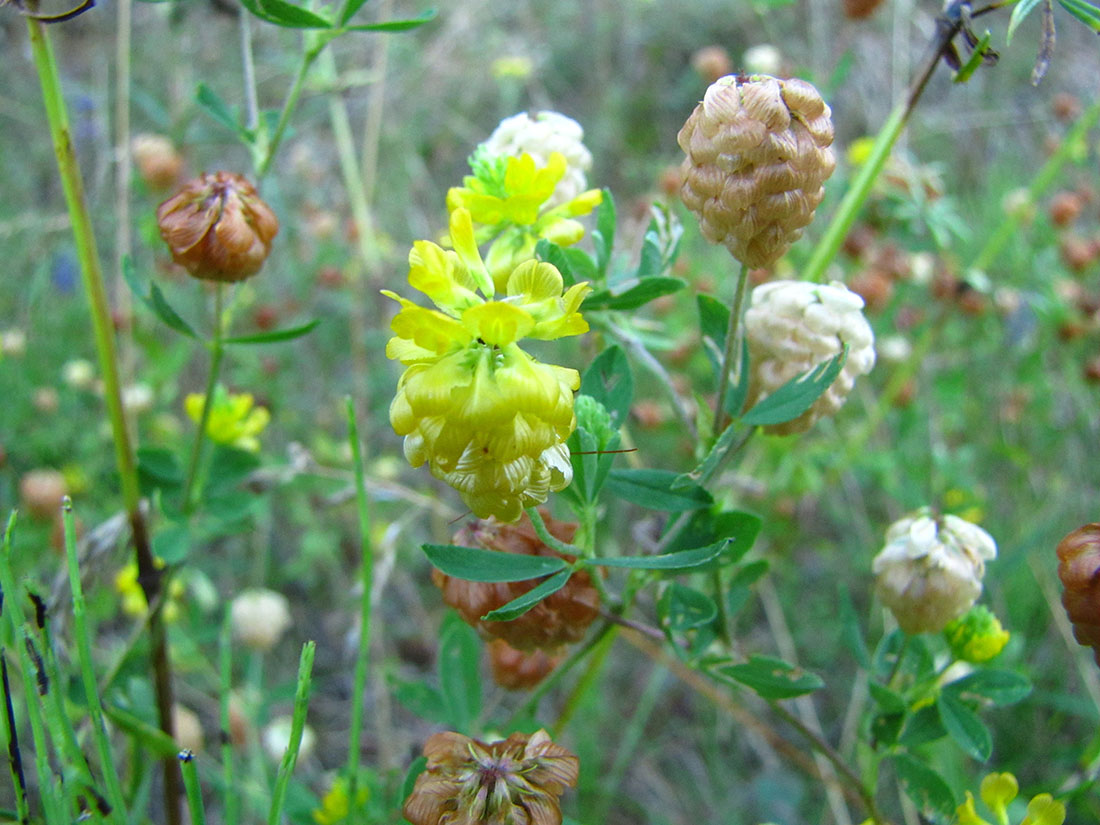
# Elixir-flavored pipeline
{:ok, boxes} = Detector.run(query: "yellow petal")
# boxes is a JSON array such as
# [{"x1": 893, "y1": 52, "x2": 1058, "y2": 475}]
[{"x1": 461, "y1": 301, "x2": 534, "y2": 347}]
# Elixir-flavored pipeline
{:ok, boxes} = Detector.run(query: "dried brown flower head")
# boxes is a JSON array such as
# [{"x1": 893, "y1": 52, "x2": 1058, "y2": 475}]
[
  {"x1": 677, "y1": 74, "x2": 835, "y2": 268},
  {"x1": 132, "y1": 134, "x2": 183, "y2": 190},
  {"x1": 488, "y1": 640, "x2": 563, "y2": 691},
  {"x1": 1056, "y1": 523, "x2": 1100, "y2": 666},
  {"x1": 156, "y1": 171, "x2": 278, "y2": 282},
  {"x1": 403, "y1": 729, "x2": 578, "y2": 825},
  {"x1": 433, "y1": 511, "x2": 600, "y2": 651}
]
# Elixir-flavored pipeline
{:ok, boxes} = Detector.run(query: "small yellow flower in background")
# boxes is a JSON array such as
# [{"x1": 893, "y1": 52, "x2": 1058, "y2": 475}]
[
  {"x1": 1020, "y1": 794, "x2": 1066, "y2": 825},
  {"x1": 847, "y1": 136, "x2": 875, "y2": 167},
  {"x1": 944, "y1": 604, "x2": 1010, "y2": 663},
  {"x1": 185, "y1": 385, "x2": 270, "y2": 452},
  {"x1": 957, "y1": 773, "x2": 1065, "y2": 825},
  {"x1": 385, "y1": 208, "x2": 589, "y2": 522},
  {"x1": 490, "y1": 55, "x2": 534, "y2": 80},
  {"x1": 312, "y1": 776, "x2": 370, "y2": 825},
  {"x1": 115, "y1": 560, "x2": 185, "y2": 622}
]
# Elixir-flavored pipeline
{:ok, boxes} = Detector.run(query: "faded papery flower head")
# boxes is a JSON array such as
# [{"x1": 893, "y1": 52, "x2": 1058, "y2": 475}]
[
  {"x1": 488, "y1": 639, "x2": 564, "y2": 690},
  {"x1": 156, "y1": 171, "x2": 278, "y2": 282},
  {"x1": 433, "y1": 510, "x2": 600, "y2": 649},
  {"x1": 873, "y1": 508, "x2": 997, "y2": 635},
  {"x1": 1056, "y1": 522, "x2": 1100, "y2": 666},
  {"x1": 403, "y1": 729, "x2": 579, "y2": 825},
  {"x1": 230, "y1": 588, "x2": 292, "y2": 652},
  {"x1": 482, "y1": 112, "x2": 592, "y2": 207},
  {"x1": 744, "y1": 280, "x2": 875, "y2": 434},
  {"x1": 677, "y1": 74, "x2": 835, "y2": 268}
]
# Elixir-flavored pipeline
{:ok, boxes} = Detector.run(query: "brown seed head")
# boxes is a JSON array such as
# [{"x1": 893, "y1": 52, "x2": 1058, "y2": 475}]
[
  {"x1": 1056, "y1": 523, "x2": 1100, "y2": 666},
  {"x1": 690, "y1": 46, "x2": 733, "y2": 85},
  {"x1": 433, "y1": 511, "x2": 600, "y2": 651},
  {"x1": 677, "y1": 74, "x2": 835, "y2": 268},
  {"x1": 403, "y1": 729, "x2": 578, "y2": 825},
  {"x1": 1061, "y1": 234, "x2": 1097, "y2": 273},
  {"x1": 1052, "y1": 91, "x2": 1082, "y2": 122},
  {"x1": 1050, "y1": 190, "x2": 1084, "y2": 227},
  {"x1": 488, "y1": 640, "x2": 563, "y2": 691},
  {"x1": 156, "y1": 171, "x2": 278, "y2": 283},
  {"x1": 843, "y1": 0, "x2": 885, "y2": 18},
  {"x1": 132, "y1": 134, "x2": 183, "y2": 190},
  {"x1": 19, "y1": 469, "x2": 67, "y2": 521}
]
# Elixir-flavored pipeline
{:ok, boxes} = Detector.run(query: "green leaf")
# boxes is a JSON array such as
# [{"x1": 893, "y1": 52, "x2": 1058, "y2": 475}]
[
  {"x1": 697, "y1": 294, "x2": 728, "y2": 377},
  {"x1": 592, "y1": 188, "x2": 616, "y2": 276},
  {"x1": 740, "y1": 347, "x2": 848, "y2": 427},
  {"x1": 871, "y1": 711, "x2": 905, "y2": 747},
  {"x1": 391, "y1": 679, "x2": 449, "y2": 725},
  {"x1": 660, "y1": 583, "x2": 717, "y2": 632},
  {"x1": 137, "y1": 446, "x2": 184, "y2": 488},
  {"x1": 582, "y1": 277, "x2": 685, "y2": 311},
  {"x1": 400, "y1": 756, "x2": 428, "y2": 803},
  {"x1": 1007, "y1": 0, "x2": 1045, "y2": 42},
  {"x1": 944, "y1": 669, "x2": 1032, "y2": 706},
  {"x1": 719, "y1": 655, "x2": 824, "y2": 699},
  {"x1": 337, "y1": 0, "x2": 371, "y2": 26},
  {"x1": 153, "y1": 523, "x2": 190, "y2": 564},
  {"x1": 634, "y1": 204, "x2": 683, "y2": 280},
  {"x1": 195, "y1": 83, "x2": 246, "y2": 137},
  {"x1": 606, "y1": 468, "x2": 712, "y2": 511},
  {"x1": 240, "y1": 0, "x2": 333, "y2": 28},
  {"x1": 205, "y1": 446, "x2": 261, "y2": 492},
  {"x1": 672, "y1": 415, "x2": 740, "y2": 491},
  {"x1": 890, "y1": 753, "x2": 956, "y2": 818},
  {"x1": 726, "y1": 560, "x2": 768, "y2": 617},
  {"x1": 342, "y1": 7, "x2": 437, "y2": 31},
  {"x1": 149, "y1": 284, "x2": 199, "y2": 339},
  {"x1": 481, "y1": 570, "x2": 572, "y2": 622},
  {"x1": 439, "y1": 616, "x2": 481, "y2": 733},
  {"x1": 938, "y1": 692, "x2": 992, "y2": 761},
  {"x1": 1058, "y1": 0, "x2": 1100, "y2": 31},
  {"x1": 838, "y1": 584, "x2": 871, "y2": 669},
  {"x1": 953, "y1": 29, "x2": 993, "y2": 84},
  {"x1": 567, "y1": 395, "x2": 620, "y2": 505},
  {"x1": 586, "y1": 539, "x2": 729, "y2": 572},
  {"x1": 422, "y1": 544, "x2": 568, "y2": 583},
  {"x1": 579, "y1": 347, "x2": 633, "y2": 427},
  {"x1": 103, "y1": 704, "x2": 179, "y2": 758},
  {"x1": 121, "y1": 255, "x2": 156, "y2": 312},
  {"x1": 899, "y1": 705, "x2": 947, "y2": 747},
  {"x1": 868, "y1": 682, "x2": 906, "y2": 713},
  {"x1": 224, "y1": 319, "x2": 320, "y2": 345}
]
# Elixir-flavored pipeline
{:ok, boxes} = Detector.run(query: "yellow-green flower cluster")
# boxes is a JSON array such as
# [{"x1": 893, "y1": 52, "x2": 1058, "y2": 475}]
[
  {"x1": 185, "y1": 386, "x2": 270, "y2": 452},
  {"x1": 957, "y1": 772, "x2": 1065, "y2": 825},
  {"x1": 386, "y1": 203, "x2": 590, "y2": 522},
  {"x1": 944, "y1": 604, "x2": 1010, "y2": 663}
]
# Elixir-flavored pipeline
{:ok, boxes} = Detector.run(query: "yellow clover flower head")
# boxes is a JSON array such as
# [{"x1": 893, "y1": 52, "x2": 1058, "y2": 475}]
[
  {"x1": 385, "y1": 208, "x2": 589, "y2": 522},
  {"x1": 114, "y1": 559, "x2": 185, "y2": 622},
  {"x1": 958, "y1": 772, "x2": 1065, "y2": 825},
  {"x1": 981, "y1": 772, "x2": 1018, "y2": 825},
  {"x1": 185, "y1": 385, "x2": 271, "y2": 452},
  {"x1": 944, "y1": 604, "x2": 1011, "y2": 663},
  {"x1": 312, "y1": 776, "x2": 370, "y2": 825}
]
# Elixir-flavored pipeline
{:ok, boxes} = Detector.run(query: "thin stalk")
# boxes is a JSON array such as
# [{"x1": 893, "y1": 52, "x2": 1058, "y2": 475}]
[
  {"x1": 255, "y1": 42, "x2": 326, "y2": 178},
  {"x1": 25, "y1": 19, "x2": 179, "y2": 822},
  {"x1": 182, "y1": 283, "x2": 227, "y2": 514},
  {"x1": 113, "y1": 0, "x2": 135, "y2": 384},
  {"x1": 524, "y1": 507, "x2": 580, "y2": 557},
  {"x1": 239, "y1": 8, "x2": 260, "y2": 133},
  {"x1": 344, "y1": 398, "x2": 374, "y2": 824},
  {"x1": 0, "y1": 652, "x2": 30, "y2": 825},
  {"x1": 358, "y1": 0, "x2": 392, "y2": 199},
  {"x1": 885, "y1": 635, "x2": 910, "y2": 691},
  {"x1": 971, "y1": 95, "x2": 1100, "y2": 274},
  {"x1": 551, "y1": 626, "x2": 619, "y2": 736},
  {"x1": 219, "y1": 613, "x2": 239, "y2": 825},
  {"x1": 267, "y1": 642, "x2": 316, "y2": 825},
  {"x1": 61, "y1": 500, "x2": 130, "y2": 820},
  {"x1": 179, "y1": 752, "x2": 207, "y2": 825},
  {"x1": 713, "y1": 262, "x2": 749, "y2": 435}
]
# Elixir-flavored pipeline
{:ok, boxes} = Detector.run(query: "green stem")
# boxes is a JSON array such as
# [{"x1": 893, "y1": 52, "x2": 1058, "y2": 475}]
[
  {"x1": 255, "y1": 42, "x2": 326, "y2": 179},
  {"x1": 219, "y1": 613, "x2": 239, "y2": 825},
  {"x1": 0, "y1": 652, "x2": 30, "y2": 825},
  {"x1": 267, "y1": 642, "x2": 316, "y2": 825},
  {"x1": 713, "y1": 262, "x2": 749, "y2": 435},
  {"x1": 524, "y1": 507, "x2": 580, "y2": 557},
  {"x1": 551, "y1": 626, "x2": 619, "y2": 736},
  {"x1": 61, "y1": 502, "x2": 130, "y2": 821},
  {"x1": 971, "y1": 95, "x2": 1100, "y2": 274},
  {"x1": 179, "y1": 752, "x2": 208, "y2": 825},
  {"x1": 344, "y1": 398, "x2": 374, "y2": 825},
  {"x1": 182, "y1": 284, "x2": 227, "y2": 514}
]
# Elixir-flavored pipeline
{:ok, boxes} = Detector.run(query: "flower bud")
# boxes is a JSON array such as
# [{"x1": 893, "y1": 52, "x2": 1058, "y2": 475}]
[
  {"x1": 488, "y1": 639, "x2": 563, "y2": 690},
  {"x1": 481, "y1": 111, "x2": 593, "y2": 207},
  {"x1": 156, "y1": 171, "x2": 278, "y2": 282},
  {"x1": 262, "y1": 715, "x2": 315, "y2": 764},
  {"x1": 403, "y1": 729, "x2": 578, "y2": 825},
  {"x1": 172, "y1": 704, "x2": 204, "y2": 753},
  {"x1": 433, "y1": 511, "x2": 600, "y2": 650},
  {"x1": 677, "y1": 74, "x2": 835, "y2": 268},
  {"x1": 943, "y1": 604, "x2": 1010, "y2": 663},
  {"x1": 744, "y1": 280, "x2": 875, "y2": 434},
  {"x1": 873, "y1": 509, "x2": 997, "y2": 634},
  {"x1": 132, "y1": 134, "x2": 183, "y2": 190},
  {"x1": 1055, "y1": 523, "x2": 1100, "y2": 665},
  {"x1": 230, "y1": 588, "x2": 292, "y2": 652}
]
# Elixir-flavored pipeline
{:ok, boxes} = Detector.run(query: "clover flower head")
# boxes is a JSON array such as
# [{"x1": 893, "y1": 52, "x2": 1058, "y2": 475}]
[
  {"x1": 386, "y1": 209, "x2": 589, "y2": 522},
  {"x1": 185, "y1": 385, "x2": 270, "y2": 452},
  {"x1": 313, "y1": 776, "x2": 370, "y2": 825},
  {"x1": 956, "y1": 772, "x2": 1065, "y2": 825},
  {"x1": 482, "y1": 111, "x2": 593, "y2": 206},
  {"x1": 944, "y1": 604, "x2": 1010, "y2": 663},
  {"x1": 403, "y1": 729, "x2": 578, "y2": 825}
]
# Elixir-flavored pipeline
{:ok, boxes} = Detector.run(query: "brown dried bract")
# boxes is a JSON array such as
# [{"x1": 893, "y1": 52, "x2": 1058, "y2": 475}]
[
  {"x1": 1057, "y1": 523, "x2": 1100, "y2": 666},
  {"x1": 488, "y1": 639, "x2": 563, "y2": 691},
  {"x1": 403, "y1": 729, "x2": 578, "y2": 825},
  {"x1": 434, "y1": 511, "x2": 600, "y2": 651},
  {"x1": 677, "y1": 75, "x2": 835, "y2": 269},
  {"x1": 156, "y1": 171, "x2": 278, "y2": 282}
]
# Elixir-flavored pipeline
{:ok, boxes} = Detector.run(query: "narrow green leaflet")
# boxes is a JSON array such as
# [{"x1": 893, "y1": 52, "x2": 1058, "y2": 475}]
[
  {"x1": 422, "y1": 544, "x2": 568, "y2": 583},
  {"x1": 891, "y1": 753, "x2": 956, "y2": 818},
  {"x1": 1058, "y1": 0, "x2": 1100, "y2": 31},
  {"x1": 149, "y1": 284, "x2": 199, "y2": 339},
  {"x1": 838, "y1": 584, "x2": 871, "y2": 670},
  {"x1": 438, "y1": 617, "x2": 481, "y2": 734},
  {"x1": 582, "y1": 277, "x2": 685, "y2": 312},
  {"x1": 400, "y1": 756, "x2": 429, "y2": 803},
  {"x1": 584, "y1": 539, "x2": 729, "y2": 571},
  {"x1": 1007, "y1": 0, "x2": 1045, "y2": 41},
  {"x1": 592, "y1": 189, "x2": 616, "y2": 276},
  {"x1": 672, "y1": 418, "x2": 738, "y2": 491},
  {"x1": 137, "y1": 446, "x2": 184, "y2": 487},
  {"x1": 659, "y1": 583, "x2": 717, "y2": 632},
  {"x1": 719, "y1": 655, "x2": 824, "y2": 699},
  {"x1": 944, "y1": 669, "x2": 1032, "y2": 706},
  {"x1": 481, "y1": 570, "x2": 573, "y2": 622},
  {"x1": 579, "y1": 346, "x2": 633, "y2": 426},
  {"x1": 868, "y1": 682, "x2": 906, "y2": 714},
  {"x1": 224, "y1": 320, "x2": 320, "y2": 345},
  {"x1": 391, "y1": 679, "x2": 449, "y2": 725},
  {"x1": 899, "y1": 705, "x2": 947, "y2": 748},
  {"x1": 696, "y1": 294, "x2": 728, "y2": 377},
  {"x1": 938, "y1": 692, "x2": 992, "y2": 761},
  {"x1": 195, "y1": 83, "x2": 246, "y2": 138},
  {"x1": 726, "y1": 559, "x2": 768, "y2": 617},
  {"x1": 153, "y1": 523, "x2": 190, "y2": 565},
  {"x1": 240, "y1": 0, "x2": 333, "y2": 28},
  {"x1": 740, "y1": 347, "x2": 848, "y2": 427},
  {"x1": 343, "y1": 7, "x2": 438, "y2": 31},
  {"x1": 606, "y1": 468, "x2": 712, "y2": 511},
  {"x1": 532, "y1": 239, "x2": 597, "y2": 285},
  {"x1": 953, "y1": 30, "x2": 993, "y2": 84}
]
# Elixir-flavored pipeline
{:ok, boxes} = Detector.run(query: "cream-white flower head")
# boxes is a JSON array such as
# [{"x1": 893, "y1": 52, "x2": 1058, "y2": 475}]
[
  {"x1": 230, "y1": 588, "x2": 292, "y2": 652},
  {"x1": 482, "y1": 111, "x2": 593, "y2": 207},
  {"x1": 873, "y1": 509, "x2": 997, "y2": 634}
]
